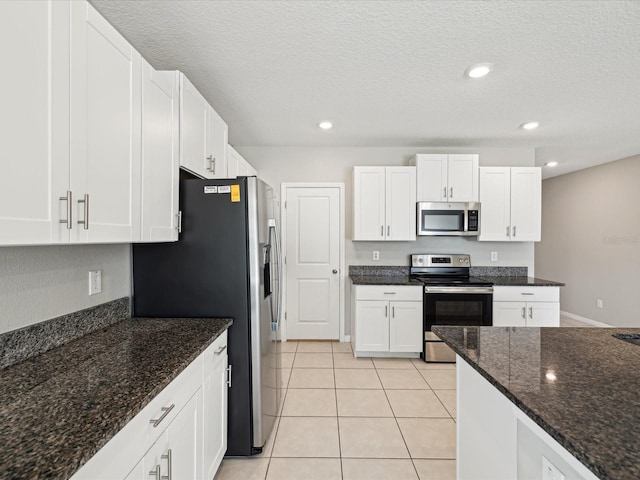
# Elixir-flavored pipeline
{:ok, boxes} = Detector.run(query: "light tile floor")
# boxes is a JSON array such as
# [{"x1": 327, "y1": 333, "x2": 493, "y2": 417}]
[{"x1": 215, "y1": 341, "x2": 456, "y2": 480}]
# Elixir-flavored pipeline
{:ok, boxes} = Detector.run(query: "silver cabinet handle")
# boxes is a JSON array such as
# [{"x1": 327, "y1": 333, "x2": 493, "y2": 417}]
[
  {"x1": 206, "y1": 155, "x2": 213, "y2": 171},
  {"x1": 383, "y1": 292, "x2": 396, "y2": 295},
  {"x1": 450, "y1": 187, "x2": 453, "y2": 198},
  {"x1": 506, "y1": 226, "x2": 510, "y2": 237},
  {"x1": 521, "y1": 307, "x2": 526, "y2": 319},
  {"x1": 387, "y1": 225, "x2": 390, "y2": 236},
  {"x1": 161, "y1": 449, "x2": 172, "y2": 480},
  {"x1": 211, "y1": 157, "x2": 216, "y2": 174},
  {"x1": 77, "y1": 194, "x2": 89, "y2": 229},
  {"x1": 59, "y1": 191, "x2": 73, "y2": 229},
  {"x1": 227, "y1": 365, "x2": 232, "y2": 387},
  {"x1": 385, "y1": 305, "x2": 388, "y2": 317},
  {"x1": 521, "y1": 293, "x2": 534, "y2": 296},
  {"x1": 176, "y1": 211, "x2": 182, "y2": 233},
  {"x1": 529, "y1": 307, "x2": 533, "y2": 319},
  {"x1": 150, "y1": 404, "x2": 175, "y2": 427},
  {"x1": 443, "y1": 187, "x2": 447, "y2": 199},
  {"x1": 513, "y1": 226, "x2": 516, "y2": 237},
  {"x1": 149, "y1": 465, "x2": 161, "y2": 478},
  {"x1": 392, "y1": 306, "x2": 395, "y2": 318},
  {"x1": 381, "y1": 225, "x2": 384, "y2": 237},
  {"x1": 214, "y1": 345, "x2": 227, "y2": 355}
]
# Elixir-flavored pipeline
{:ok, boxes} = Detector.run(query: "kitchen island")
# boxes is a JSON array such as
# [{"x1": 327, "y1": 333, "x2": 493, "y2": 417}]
[{"x1": 433, "y1": 325, "x2": 640, "y2": 480}]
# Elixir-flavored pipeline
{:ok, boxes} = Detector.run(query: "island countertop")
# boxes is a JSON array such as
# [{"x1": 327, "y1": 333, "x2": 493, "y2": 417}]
[
  {"x1": 0, "y1": 317, "x2": 232, "y2": 480},
  {"x1": 433, "y1": 325, "x2": 640, "y2": 480}
]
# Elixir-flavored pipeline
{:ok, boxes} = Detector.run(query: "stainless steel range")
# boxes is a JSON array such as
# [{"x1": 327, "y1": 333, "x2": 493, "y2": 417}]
[{"x1": 410, "y1": 254, "x2": 493, "y2": 362}]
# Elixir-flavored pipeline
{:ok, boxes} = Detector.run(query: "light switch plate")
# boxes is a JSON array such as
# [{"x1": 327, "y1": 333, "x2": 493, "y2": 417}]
[{"x1": 89, "y1": 270, "x2": 102, "y2": 296}]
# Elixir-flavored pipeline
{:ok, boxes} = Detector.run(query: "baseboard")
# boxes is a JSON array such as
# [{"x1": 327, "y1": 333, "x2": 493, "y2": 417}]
[{"x1": 560, "y1": 311, "x2": 612, "y2": 328}]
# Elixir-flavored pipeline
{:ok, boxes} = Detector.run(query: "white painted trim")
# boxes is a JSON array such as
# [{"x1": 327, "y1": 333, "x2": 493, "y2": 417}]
[
  {"x1": 560, "y1": 310, "x2": 612, "y2": 328},
  {"x1": 280, "y1": 182, "x2": 346, "y2": 342}
]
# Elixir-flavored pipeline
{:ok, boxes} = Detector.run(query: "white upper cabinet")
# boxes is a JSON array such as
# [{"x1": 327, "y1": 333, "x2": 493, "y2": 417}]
[
  {"x1": 227, "y1": 145, "x2": 257, "y2": 178},
  {"x1": 0, "y1": 1, "x2": 70, "y2": 245},
  {"x1": 179, "y1": 74, "x2": 228, "y2": 179},
  {"x1": 479, "y1": 167, "x2": 541, "y2": 242},
  {"x1": 69, "y1": 1, "x2": 142, "y2": 243},
  {"x1": 140, "y1": 64, "x2": 179, "y2": 242},
  {"x1": 353, "y1": 166, "x2": 416, "y2": 241},
  {"x1": 0, "y1": 1, "x2": 143, "y2": 246},
  {"x1": 413, "y1": 154, "x2": 479, "y2": 202}
]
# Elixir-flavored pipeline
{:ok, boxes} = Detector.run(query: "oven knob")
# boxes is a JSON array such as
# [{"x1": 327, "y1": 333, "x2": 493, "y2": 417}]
[
  {"x1": 459, "y1": 259, "x2": 463, "y2": 263},
  {"x1": 418, "y1": 257, "x2": 423, "y2": 263}
]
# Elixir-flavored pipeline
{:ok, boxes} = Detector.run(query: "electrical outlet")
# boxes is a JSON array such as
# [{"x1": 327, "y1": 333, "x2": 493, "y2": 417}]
[
  {"x1": 89, "y1": 270, "x2": 102, "y2": 296},
  {"x1": 542, "y1": 456, "x2": 565, "y2": 480},
  {"x1": 596, "y1": 299, "x2": 603, "y2": 309},
  {"x1": 491, "y1": 251, "x2": 498, "y2": 262},
  {"x1": 372, "y1": 251, "x2": 380, "y2": 261}
]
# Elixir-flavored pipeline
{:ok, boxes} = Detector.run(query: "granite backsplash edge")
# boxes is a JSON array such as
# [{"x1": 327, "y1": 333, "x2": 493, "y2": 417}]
[
  {"x1": 0, "y1": 297, "x2": 130, "y2": 369},
  {"x1": 349, "y1": 265, "x2": 528, "y2": 277}
]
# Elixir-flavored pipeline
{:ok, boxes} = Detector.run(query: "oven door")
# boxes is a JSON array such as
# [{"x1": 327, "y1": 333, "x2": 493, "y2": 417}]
[{"x1": 423, "y1": 286, "x2": 493, "y2": 362}]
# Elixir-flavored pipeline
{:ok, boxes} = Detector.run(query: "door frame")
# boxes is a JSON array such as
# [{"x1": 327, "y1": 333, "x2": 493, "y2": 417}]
[{"x1": 280, "y1": 183, "x2": 346, "y2": 342}]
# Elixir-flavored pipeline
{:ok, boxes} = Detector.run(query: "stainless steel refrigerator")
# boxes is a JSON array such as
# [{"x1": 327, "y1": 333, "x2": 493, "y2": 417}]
[{"x1": 132, "y1": 175, "x2": 282, "y2": 456}]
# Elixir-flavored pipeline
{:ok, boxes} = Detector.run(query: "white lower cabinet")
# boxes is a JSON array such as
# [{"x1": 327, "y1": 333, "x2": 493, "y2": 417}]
[
  {"x1": 352, "y1": 285, "x2": 422, "y2": 356},
  {"x1": 72, "y1": 332, "x2": 228, "y2": 480},
  {"x1": 493, "y1": 287, "x2": 560, "y2": 327}
]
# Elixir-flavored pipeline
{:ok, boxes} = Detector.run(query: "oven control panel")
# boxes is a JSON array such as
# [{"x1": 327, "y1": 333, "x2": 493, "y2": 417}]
[{"x1": 411, "y1": 254, "x2": 470, "y2": 267}]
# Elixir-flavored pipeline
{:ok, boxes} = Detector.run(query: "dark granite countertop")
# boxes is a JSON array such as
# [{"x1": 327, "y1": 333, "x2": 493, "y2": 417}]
[
  {"x1": 433, "y1": 326, "x2": 640, "y2": 480},
  {"x1": 349, "y1": 274, "x2": 424, "y2": 286},
  {"x1": 0, "y1": 317, "x2": 232, "y2": 480},
  {"x1": 475, "y1": 276, "x2": 565, "y2": 287},
  {"x1": 350, "y1": 274, "x2": 564, "y2": 287}
]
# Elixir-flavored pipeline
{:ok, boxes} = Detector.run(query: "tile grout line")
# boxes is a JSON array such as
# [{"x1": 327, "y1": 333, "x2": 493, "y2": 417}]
[{"x1": 331, "y1": 342, "x2": 345, "y2": 479}]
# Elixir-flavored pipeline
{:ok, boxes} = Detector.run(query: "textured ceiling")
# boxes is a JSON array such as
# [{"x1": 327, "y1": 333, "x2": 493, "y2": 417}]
[{"x1": 90, "y1": 0, "x2": 640, "y2": 178}]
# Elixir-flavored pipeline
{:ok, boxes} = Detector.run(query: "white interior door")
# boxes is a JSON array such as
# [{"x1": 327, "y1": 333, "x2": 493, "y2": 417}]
[{"x1": 284, "y1": 186, "x2": 341, "y2": 339}]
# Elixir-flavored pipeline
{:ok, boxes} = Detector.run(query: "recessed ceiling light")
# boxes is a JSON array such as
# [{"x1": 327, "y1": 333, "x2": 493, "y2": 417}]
[
  {"x1": 545, "y1": 161, "x2": 558, "y2": 167},
  {"x1": 318, "y1": 121, "x2": 333, "y2": 130},
  {"x1": 520, "y1": 121, "x2": 539, "y2": 130},
  {"x1": 465, "y1": 63, "x2": 493, "y2": 78}
]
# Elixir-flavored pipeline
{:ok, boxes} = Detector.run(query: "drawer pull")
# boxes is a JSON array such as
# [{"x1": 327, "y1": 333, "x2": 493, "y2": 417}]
[
  {"x1": 521, "y1": 293, "x2": 534, "y2": 295},
  {"x1": 150, "y1": 404, "x2": 175, "y2": 427},
  {"x1": 214, "y1": 345, "x2": 227, "y2": 355},
  {"x1": 383, "y1": 292, "x2": 396, "y2": 295}
]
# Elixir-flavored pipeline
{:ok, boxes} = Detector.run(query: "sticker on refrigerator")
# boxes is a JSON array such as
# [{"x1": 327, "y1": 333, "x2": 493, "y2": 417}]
[
  {"x1": 218, "y1": 185, "x2": 231, "y2": 194},
  {"x1": 203, "y1": 186, "x2": 218, "y2": 194},
  {"x1": 231, "y1": 185, "x2": 241, "y2": 202}
]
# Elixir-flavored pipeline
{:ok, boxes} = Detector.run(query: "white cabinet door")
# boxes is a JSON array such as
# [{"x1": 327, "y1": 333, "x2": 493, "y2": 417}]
[
  {"x1": 479, "y1": 167, "x2": 511, "y2": 241},
  {"x1": 140, "y1": 65, "x2": 179, "y2": 242},
  {"x1": 389, "y1": 301, "x2": 422, "y2": 352},
  {"x1": 227, "y1": 145, "x2": 256, "y2": 179},
  {"x1": 385, "y1": 167, "x2": 416, "y2": 241},
  {"x1": 180, "y1": 75, "x2": 210, "y2": 178},
  {"x1": 527, "y1": 302, "x2": 560, "y2": 327},
  {"x1": 70, "y1": 1, "x2": 141, "y2": 243},
  {"x1": 207, "y1": 106, "x2": 228, "y2": 179},
  {"x1": 0, "y1": 0, "x2": 70, "y2": 245},
  {"x1": 203, "y1": 354, "x2": 228, "y2": 480},
  {"x1": 354, "y1": 300, "x2": 389, "y2": 352},
  {"x1": 167, "y1": 393, "x2": 199, "y2": 480},
  {"x1": 447, "y1": 154, "x2": 479, "y2": 202},
  {"x1": 510, "y1": 167, "x2": 541, "y2": 242},
  {"x1": 415, "y1": 154, "x2": 448, "y2": 201},
  {"x1": 353, "y1": 167, "x2": 386, "y2": 240},
  {"x1": 493, "y1": 301, "x2": 527, "y2": 327}
]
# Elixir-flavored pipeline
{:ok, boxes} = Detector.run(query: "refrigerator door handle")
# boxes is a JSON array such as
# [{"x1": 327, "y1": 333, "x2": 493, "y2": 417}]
[{"x1": 268, "y1": 220, "x2": 283, "y2": 329}]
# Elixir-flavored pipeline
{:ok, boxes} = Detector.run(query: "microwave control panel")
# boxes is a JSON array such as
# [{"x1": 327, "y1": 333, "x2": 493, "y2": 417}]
[{"x1": 468, "y1": 210, "x2": 479, "y2": 231}]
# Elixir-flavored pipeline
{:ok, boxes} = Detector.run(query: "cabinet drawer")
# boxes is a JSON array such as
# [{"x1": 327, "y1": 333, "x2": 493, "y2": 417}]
[
  {"x1": 493, "y1": 286, "x2": 559, "y2": 303},
  {"x1": 203, "y1": 330, "x2": 228, "y2": 377},
  {"x1": 355, "y1": 285, "x2": 422, "y2": 302}
]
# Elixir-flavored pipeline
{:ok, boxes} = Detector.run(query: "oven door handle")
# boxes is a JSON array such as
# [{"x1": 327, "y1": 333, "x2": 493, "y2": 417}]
[{"x1": 424, "y1": 287, "x2": 493, "y2": 294}]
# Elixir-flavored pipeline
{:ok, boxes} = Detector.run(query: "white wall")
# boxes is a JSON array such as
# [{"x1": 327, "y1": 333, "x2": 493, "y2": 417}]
[
  {"x1": 238, "y1": 146, "x2": 536, "y2": 271},
  {"x1": 536, "y1": 154, "x2": 640, "y2": 327},
  {"x1": 0, "y1": 244, "x2": 131, "y2": 334}
]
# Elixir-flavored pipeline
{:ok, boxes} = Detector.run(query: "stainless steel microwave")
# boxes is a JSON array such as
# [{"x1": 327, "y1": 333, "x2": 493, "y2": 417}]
[{"x1": 417, "y1": 202, "x2": 480, "y2": 236}]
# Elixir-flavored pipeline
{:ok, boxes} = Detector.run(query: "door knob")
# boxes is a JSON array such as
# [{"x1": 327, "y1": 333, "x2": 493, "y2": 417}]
[{"x1": 332, "y1": 269, "x2": 338, "y2": 274}]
